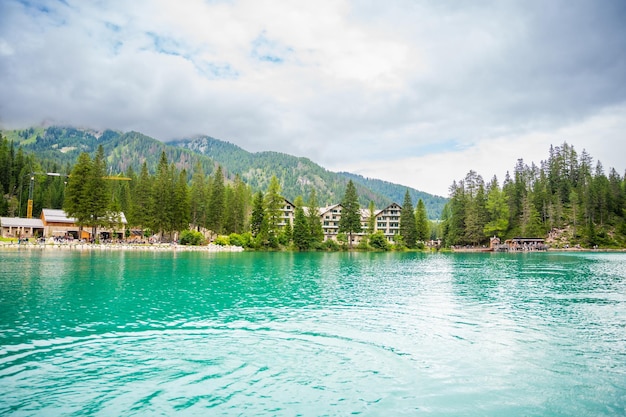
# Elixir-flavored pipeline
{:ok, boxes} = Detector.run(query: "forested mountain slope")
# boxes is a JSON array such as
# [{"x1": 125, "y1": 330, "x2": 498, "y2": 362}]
[
  {"x1": 170, "y1": 136, "x2": 446, "y2": 217},
  {"x1": 338, "y1": 172, "x2": 447, "y2": 219},
  {"x1": 2, "y1": 127, "x2": 446, "y2": 218}
]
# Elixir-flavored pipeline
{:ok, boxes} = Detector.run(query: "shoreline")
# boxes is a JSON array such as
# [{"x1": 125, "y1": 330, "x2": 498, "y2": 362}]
[
  {"x1": 450, "y1": 247, "x2": 626, "y2": 253},
  {"x1": 0, "y1": 241, "x2": 244, "y2": 252}
]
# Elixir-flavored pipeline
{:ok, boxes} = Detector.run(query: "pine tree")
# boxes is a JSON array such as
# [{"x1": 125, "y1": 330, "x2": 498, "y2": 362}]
[
  {"x1": 173, "y1": 169, "x2": 190, "y2": 233},
  {"x1": 231, "y1": 174, "x2": 249, "y2": 234},
  {"x1": 520, "y1": 193, "x2": 542, "y2": 236},
  {"x1": 250, "y1": 191, "x2": 265, "y2": 237},
  {"x1": 207, "y1": 165, "x2": 225, "y2": 234},
  {"x1": 151, "y1": 152, "x2": 174, "y2": 238},
  {"x1": 189, "y1": 162, "x2": 207, "y2": 230},
  {"x1": 400, "y1": 190, "x2": 417, "y2": 248},
  {"x1": 338, "y1": 180, "x2": 361, "y2": 248},
  {"x1": 293, "y1": 195, "x2": 311, "y2": 250},
  {"x1": 367, "y1": 201, "x2": 376, "y2": 234},
  {"x1": 264, "y1": 176, "x2": 284, "y2": 245},
  {"x1": 463, "y1": 170, "x2": 486, "y2": 245},
  {"x1": 64, "y1": 152, "x2": 93, "y2": 231},
  {"x1": 483, "y1": 176, "x2": 509, "y2": 238},
  {"x1": 131, "y1": 162, "x2": 152, "y2": 231},
  {"x1": 307, "y1": 188, "x2": 324, "y2": 246},
  {"x1": 443, "y1": 180, "x2": 467, "y2": 246},
  {"x1": 415, "y1": 198, "x2": 430, "y2": 243},
  {"x1": 87, "y1": 145, "x2": 110, "y2": 239}
]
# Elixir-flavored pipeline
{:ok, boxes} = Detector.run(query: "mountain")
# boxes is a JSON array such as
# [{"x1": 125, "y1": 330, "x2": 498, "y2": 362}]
[
  {"x1": 2, "y1": 126, "x2": 447, "y2": 219},
  {"x1": 2, "y1": 126, "x2": 218, "y2": 176},
  {"x1": 170, "y1": 136, "x2": 446, "y2": 218},
  {"x1": 337, "y1": 172, "x2": 448, "y2": 221}
]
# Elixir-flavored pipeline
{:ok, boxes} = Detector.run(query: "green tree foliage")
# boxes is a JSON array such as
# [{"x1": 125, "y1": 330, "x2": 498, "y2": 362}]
[
  {"x1": 441, "y1": 142, "x2": 626, "y2": 248},
  {"x1": 483, "y1": 176, "x2": 509, "y2": 238},
  {"x1": 369, "y1": 231, "x2": 390, "y2": 251},
  {"x1": 264, "y1": 176, "x2": 284, "y2": 244},
  {"x1": 63, "y1": 146, "x2": 111, "y2": 238},
  {"x1": 415, "y1": 198, "x2": 430, "y2": 243},
  {"x1": 367, "y1": 201, "x2": 376, "y2": 234},
  {"x1": 224, "y1": 174, "x2": 248, "y2": 234},
  {"x1": 400, "y1": 190, "x2": 417, "y2": 248},
  {"x1": 151, "y1": 152, "x2": 176, "y2": 237},
  {"x1": 442, "y1": 181, "x2": 467, "y2": 246},
  {"x1": 307, "y1": 188, "x2": 324, "y2": 247},
  {"x1": 189, "y1": 162, "x2": 207, "y2": 229},
  {"x1": 5, "y1": 126, "x2": 447, "y2": 219},
  {"x1": 293, "y1": 195, "x2": 311, "y2": 250},
  {"x1": 87, "y1": 146, "x2": 111, "y2": 237},
  {"x1": 250, "y1": 191, "x2": 265, "y2": 238},
  {"x1": 173, "y1": 169, "x2": 190, "y2": 233},
  {"x1": 338, "y1": 180, "x2": 362, "y2": 248},
  {"x1": 179, "y1": 230, "x2": 205, "y2": 245},
  {"x1": 64, "y1": 152, "x2": 93, "y2": 229},
  {"x1": 463, "y1": 171, "x2": 487, "y2": 245},
  {"x1": 130, "y1": 162, "x2": 153, "y2": 229},
  {"x1": 207, "y1": 165, "x2": 225, "y2": 234}
]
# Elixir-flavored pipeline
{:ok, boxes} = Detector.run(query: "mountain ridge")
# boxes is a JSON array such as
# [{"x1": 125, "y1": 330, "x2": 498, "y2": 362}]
[{"x1": 2, "y1": 126, "x2": 447, "y2": 218}]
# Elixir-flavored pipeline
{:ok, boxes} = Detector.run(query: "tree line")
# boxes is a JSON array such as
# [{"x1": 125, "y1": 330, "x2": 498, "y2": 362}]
[
  {"x1": 440, "y1": 143, "x2": 626, "y2": 248},
  {"x1": 0, "y1": 134, "x2": 69, "y2": 218},
  {"x1": 32, "y1": 144, "x2": 434, "y2": 250}
]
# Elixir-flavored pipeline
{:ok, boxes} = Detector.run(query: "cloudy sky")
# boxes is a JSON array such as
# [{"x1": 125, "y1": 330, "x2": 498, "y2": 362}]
[{"x1": 1, "y1": 0, "x2": 625, "y2": 196}]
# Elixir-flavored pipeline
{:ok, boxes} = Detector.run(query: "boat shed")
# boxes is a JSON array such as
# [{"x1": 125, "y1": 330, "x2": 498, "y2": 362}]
[
  {"x1": 0, "y1": 217, "x2": 44, "y2": 238},
  {"x1": 504, "y1": 237, "x2": 547, "y2": 251}
]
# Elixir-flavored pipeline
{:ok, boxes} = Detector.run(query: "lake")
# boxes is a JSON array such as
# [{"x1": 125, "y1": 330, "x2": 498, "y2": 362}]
[{"x1": 1, "y1": 249, "x2": 625, "y2": 416}]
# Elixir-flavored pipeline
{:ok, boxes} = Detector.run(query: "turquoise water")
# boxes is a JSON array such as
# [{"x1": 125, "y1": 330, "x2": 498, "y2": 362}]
[{"x1": 1, "y1": 250, "x2": 625, "y2": 416}]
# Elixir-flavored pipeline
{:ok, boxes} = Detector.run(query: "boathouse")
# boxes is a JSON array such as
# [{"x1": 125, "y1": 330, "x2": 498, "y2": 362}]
[{"x1": 504, "y1": 237, "x2": 547, "y2": 251}]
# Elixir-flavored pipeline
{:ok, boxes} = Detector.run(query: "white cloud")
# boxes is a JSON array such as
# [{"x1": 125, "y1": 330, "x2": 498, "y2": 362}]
[
  {"x1": 1, "y1": 0, "x2": 625, "y2": 197},
  {"x1": 342, "y1": 105, "x2": 626, "y2": 197}
]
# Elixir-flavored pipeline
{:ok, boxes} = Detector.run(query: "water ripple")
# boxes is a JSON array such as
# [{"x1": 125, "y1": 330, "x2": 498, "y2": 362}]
[{"x1": 1, "y1": 251, "x2": 626, "y2": 416}]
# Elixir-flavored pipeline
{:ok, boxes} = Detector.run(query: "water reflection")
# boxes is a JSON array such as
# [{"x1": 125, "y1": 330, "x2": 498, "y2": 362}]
[{"x1": 1, "y1": 250, "x2": 625, "y2": 416}]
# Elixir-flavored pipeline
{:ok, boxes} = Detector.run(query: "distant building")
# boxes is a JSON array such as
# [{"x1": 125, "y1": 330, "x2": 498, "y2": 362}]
[
  {"x1": 0, "y1": 217, "x2": 44, "y2": 239},
  {"x1": 504, "y1": 237, "x2": 546, "y2": 251},
  {"x1": 40, "y1": 209, "x2": 83, "y2": 239},
  {"x1": 375, "y1": 203, "x2": 402, "y2": 241},
  {"x1": 39, "y1": 209, "x2": 127, "y2": 240},
  {"x1": 279, "y1": 199, "x2": 295, "y2": 228},
  {"x1": 285, "y1": 201, "x2": 404, "y2": 244}
]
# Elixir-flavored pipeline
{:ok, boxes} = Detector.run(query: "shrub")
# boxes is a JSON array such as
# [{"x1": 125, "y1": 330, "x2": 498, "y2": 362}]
[
  {"x1": 320, "y1": 239, "x2": 340, "y2": 251},
  {"x1": 228, "y1": 233, "x2": 244, "y2": 247},
  {"x1": 369, "y1": 231, "x2": 390, "y2": 251},
  {"x1": 180, "y1": 230, "x2": 205, "y2": 246},
  {"x1": 356, "y1": 236, "x2": 369, "y2": 250},
  {"x1": 214, "y1": 235, "x2": 230, "y2": 246},
  {"x1": 240, "y1": 232, "x2": 254, "y2": 248}
]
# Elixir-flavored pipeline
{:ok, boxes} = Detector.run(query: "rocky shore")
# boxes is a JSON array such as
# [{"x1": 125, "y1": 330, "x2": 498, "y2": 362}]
[{"x1": 0, "y1": 241, "x2": 244, "y2": 252}]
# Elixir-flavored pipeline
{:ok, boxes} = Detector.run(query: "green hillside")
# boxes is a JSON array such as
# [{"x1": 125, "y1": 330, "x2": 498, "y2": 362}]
[
  {"x1": 338, "y1": 172, "x2": 447, "y2": 219},
  {"x1": 170, "y1": 136, "x2": 446, "y2": 217},
  {"x1": 2, "y1": 127, "x2": 447, "y2": 217}
]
